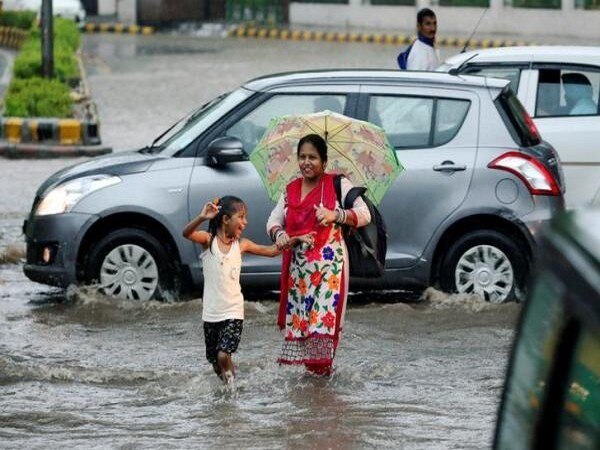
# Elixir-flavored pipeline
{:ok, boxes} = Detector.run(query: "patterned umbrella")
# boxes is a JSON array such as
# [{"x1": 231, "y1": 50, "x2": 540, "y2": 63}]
[{"x1": 250, "y1": 110, "x2": 404, "y2": 205}]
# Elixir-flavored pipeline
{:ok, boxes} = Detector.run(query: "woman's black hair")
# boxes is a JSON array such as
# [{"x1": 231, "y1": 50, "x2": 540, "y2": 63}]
[
  {"x1": 208, "y1": 195, "x2": 246, "y2": 252},
  {"x1": 297, "y1": 133, "x2": 328, "y2": 162}
]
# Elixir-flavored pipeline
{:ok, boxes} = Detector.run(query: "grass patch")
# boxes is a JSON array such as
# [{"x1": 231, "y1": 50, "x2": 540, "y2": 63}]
[{"x1": 3, "y1": 18, "x2": 80, "y2": 118}]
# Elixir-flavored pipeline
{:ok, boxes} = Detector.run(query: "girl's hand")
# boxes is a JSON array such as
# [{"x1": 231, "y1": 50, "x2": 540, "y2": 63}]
[
  {"x1": 314, "y1": 204, "x2": 337, "y2": 227},
  {"x1": 200, "y1": 201, "x2": 220, "y2": 220}
]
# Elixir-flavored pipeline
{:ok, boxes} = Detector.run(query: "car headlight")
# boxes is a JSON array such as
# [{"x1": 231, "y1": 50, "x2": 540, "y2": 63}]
[{"x1": 35, "y1": 175, "x2": 121, "y2": 216}]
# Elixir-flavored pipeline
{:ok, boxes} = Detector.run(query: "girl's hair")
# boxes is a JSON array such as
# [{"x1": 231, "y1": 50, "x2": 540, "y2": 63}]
[
  {"x1": 297, "y1": 134, "x2": 328, "y2": 162},
  {"x1": 208, "y1": 195, "x2": 246, "y2": 251}
]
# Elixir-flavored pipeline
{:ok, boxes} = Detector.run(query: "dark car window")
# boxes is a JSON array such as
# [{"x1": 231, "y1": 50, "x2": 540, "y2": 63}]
[
  {"x1": 463, "y1": 65, "x2": 522, "y2": 94},
  {"x1": 495, "y1": 274, "x2": 566, "y2": 448},
  {"x1": 536, "y1": 67, "x2": 600, "y2": 118},
  {"x1": 368, "y1": 95, "x2": 470, "y2": 148},
  {"x1": 494, "y1": 87, "x2": 541, "y2": 147},
  {"x1": 224, "y1": 94, "x2": 346, "y2": 154},
  {"x1": 556, "y1": 326, "x2": 600, "y2": 449}
]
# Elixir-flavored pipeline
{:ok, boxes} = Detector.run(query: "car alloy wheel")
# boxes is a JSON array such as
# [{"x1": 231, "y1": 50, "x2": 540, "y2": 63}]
[
  {"x1": 99, "y1": 244, "x2": 159, "y2": 301},
  {"x1": 455, "y1": 244, "x2": 514, "y2": 303},
  {"x1": 85, "y1": 227, "x2": 180, "y2": 301}
]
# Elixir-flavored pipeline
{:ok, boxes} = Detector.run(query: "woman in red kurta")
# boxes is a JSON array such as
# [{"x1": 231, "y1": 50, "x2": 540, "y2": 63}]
[{"x1": 267, "y1": 134, "x2": 371, "y2": 376}]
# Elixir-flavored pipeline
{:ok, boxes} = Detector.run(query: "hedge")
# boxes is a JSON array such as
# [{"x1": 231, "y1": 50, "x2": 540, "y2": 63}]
[
  {"x1": 4, "y1": 77, "x2": 72, "y2": 118},
  {"x1": 3, "y1": 17, "x2": 81, "y2": 118},
  {"x1": 13, "y1": 18, "x2": 81, "y2": 85},
  {"x1": 0, "y1": 11, "x2": 37, "y2": 30}
]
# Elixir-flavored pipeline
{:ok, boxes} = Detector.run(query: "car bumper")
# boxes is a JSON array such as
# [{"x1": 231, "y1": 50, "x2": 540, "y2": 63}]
[
  {"x1": 23, "y1": 212, "x2": 97, "y2": 288},
  {"x1": 519, "y1": 195, "x2": 566, "y2": 254}
]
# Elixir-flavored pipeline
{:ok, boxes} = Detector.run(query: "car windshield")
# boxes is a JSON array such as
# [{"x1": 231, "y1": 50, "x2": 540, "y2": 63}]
[{"x1": 144, "y1": 88, "x2": 253, "y2": 155}]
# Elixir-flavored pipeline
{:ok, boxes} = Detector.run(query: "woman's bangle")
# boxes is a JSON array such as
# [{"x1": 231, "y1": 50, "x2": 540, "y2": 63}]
[
  {"x1": 270, "y1": 226, "x2": 283, "y2": 242},
  {"x1": 335, "y1": 208, "x2": 346, "y2": 224}
]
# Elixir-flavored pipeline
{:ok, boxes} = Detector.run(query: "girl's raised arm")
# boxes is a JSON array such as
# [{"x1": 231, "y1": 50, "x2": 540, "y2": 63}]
[{"x1": 183, "y1": 201, "x2": 219, "y2": 246}]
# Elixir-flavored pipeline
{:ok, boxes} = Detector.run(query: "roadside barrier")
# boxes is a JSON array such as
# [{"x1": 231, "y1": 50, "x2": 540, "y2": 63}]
[
  {"x1": 0, "y1": 117, "x2": 101, "y2": 146},
  {"x1": 84, "y1": 23, "x2": 155, "y2": 35},
  {"x1": 229, "y1": 26, "x2": 531, "y2": 48},
  {"x1": 0, "y1": 26, "x2": 27, "y2": 49}
]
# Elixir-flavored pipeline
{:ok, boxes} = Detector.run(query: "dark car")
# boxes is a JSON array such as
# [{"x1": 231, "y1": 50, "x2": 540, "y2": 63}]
[{"x1": 494, "y1": 210, "x2": 600, "y2": 449}]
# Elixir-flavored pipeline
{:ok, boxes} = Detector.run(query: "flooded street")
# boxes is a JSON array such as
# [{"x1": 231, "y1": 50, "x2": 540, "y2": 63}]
[{"x1": 1, "y1": 34, "x2": 520, "y2": 448}]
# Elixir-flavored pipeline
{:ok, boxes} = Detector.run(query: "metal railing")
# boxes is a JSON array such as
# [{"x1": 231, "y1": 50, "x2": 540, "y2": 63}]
[
  {"x1": 575, "y1": 0, "x2": 600, "y2": 8},
  {"x1": 225, "y1": 0, "x2": 285, "y2": 25},
  {"x1": 370, "y1": 0, "x2": 416, "y2": 5},
  {"x1": 438, "y1": 0, "x2": 490, "y2": 6},
  {"x1": 508, "y1": 0, "x2": 561, "y2": 8}
]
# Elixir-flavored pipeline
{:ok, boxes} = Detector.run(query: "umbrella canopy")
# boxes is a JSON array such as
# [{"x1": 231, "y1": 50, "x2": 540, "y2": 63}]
[{"x1": 250, "y1": 110, "x2": 404, "y2": 205}]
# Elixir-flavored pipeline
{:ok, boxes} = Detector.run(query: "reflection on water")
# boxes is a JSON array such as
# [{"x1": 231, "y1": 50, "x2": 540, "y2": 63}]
[{"x1": 0, "y1": 262, "x2": 519, "y2": 448}]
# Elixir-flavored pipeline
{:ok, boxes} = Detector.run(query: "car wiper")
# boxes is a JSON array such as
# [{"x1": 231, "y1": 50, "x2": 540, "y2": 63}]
[
  {"x1": 448, "y1": 53, "x2": 479, "y2": 76},
  {"x1": 149, "y1": 117, "x2": 185, "y2": 150}
]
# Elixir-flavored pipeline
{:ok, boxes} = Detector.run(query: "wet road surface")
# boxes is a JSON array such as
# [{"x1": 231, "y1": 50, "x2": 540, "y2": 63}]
[{"x1": 0, "y1": 34, "x2": 519, "y2": 448}]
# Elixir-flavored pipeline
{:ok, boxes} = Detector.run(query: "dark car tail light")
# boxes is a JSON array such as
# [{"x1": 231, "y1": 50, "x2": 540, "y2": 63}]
[{"x1": 488, "y1": 152, "x2": 561, "y2": 196}]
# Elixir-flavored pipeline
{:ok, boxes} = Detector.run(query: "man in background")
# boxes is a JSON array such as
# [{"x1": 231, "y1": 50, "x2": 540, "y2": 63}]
[{"x1": 397, "y1": 8, "x2": 440, "y2": 71}]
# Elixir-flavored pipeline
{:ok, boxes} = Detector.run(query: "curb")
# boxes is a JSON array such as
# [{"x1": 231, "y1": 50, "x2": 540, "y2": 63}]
[
  {"x1": 228, "y1": 26, "x2": 532, "y2": 48},
  {"x1": 0, "y1": 117, "x2": 101, "y2": 146},
  {"x1": 0, "y1": 142, "x2": 112, "y2": 159},
  {"x1": 0, "y1": 26, "x2": 27, "y2": 49},
  {"x1": 84, "y1": 23, "x2": 155, "y2": 35}
]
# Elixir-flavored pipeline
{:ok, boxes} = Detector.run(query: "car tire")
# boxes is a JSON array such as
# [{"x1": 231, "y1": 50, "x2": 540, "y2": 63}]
[
  {"x1": 85, "y1": 228, "x2": 179, "y2": 301},
  {"x1": 439, "y1": 230, "x2": 528, "y2": 303}
]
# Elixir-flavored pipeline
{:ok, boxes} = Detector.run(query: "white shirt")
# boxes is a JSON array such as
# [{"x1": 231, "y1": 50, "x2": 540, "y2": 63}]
[
  {"x1": 407, "y1": 39, "x2": 440, "y2": 71},
  {"x1": 201, "y1": 238, "x2": 244, "y2": 322}
]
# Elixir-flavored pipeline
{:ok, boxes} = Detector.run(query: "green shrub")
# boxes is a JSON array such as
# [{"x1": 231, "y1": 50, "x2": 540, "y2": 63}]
[
  {"x1": 0, "y1": 11, "x2": 37, "y2": 30},
  {"x1": 4, "y1": 77, "x2": 73, "y2": 118},
  {"x1": 12, "y1": 19, "x2": 80, "y2": 84},
  {"x1": 29, "y1": 18, "x2": 81, "y2": 51},
  {"x1": 13, "y1": 43, "x2": 79, "y2": 83}
]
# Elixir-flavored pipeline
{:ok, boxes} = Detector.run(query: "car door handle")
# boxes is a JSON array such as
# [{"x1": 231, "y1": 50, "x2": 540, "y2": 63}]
[{"x1": 433, "y1": 161, "x2": 467, "y2": 172}]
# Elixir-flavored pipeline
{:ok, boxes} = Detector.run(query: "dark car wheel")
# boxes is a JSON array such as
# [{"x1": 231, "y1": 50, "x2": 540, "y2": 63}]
[
  {"x1": 440, "y1": 230, "x2": 528, "y2": 303},
  {"x1": 85, "y1": 228, "x2": 179, "y2": 301}
]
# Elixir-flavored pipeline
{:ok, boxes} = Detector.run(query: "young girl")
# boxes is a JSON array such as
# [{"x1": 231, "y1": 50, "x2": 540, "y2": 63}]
[{"x1": 183, "y1": 195, "x2": 313, "y2": 385}]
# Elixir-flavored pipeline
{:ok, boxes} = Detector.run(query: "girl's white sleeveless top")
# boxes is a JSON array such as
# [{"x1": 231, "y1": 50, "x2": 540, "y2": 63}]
[{"x1": 200, "y1": 238, "x2": 244, "y2": 322}]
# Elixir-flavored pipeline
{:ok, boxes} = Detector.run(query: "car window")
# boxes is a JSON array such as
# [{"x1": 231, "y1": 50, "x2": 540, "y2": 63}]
[
  {"x1": 367, "y1": 95, "x2": 470, "y2": 148},
  {"x1": 495, "y1": 274, "x2": 566, "y2": 448},
  {"x1": 463, "y1": 66, "x2": 522, "y2": 94},
  {"x1": 555, "y1": 325, "x2": 600, "y2": 450},
  {"x1": 434, "y1": 99, "x2": 470, "y2": 146},
  {"x1": 225, "y1": 94, "x2": 346, "y2": 153},
  {"x1": 368, "y1": 96, "x2": 433, "y2": 148},
  {"x1": 536, "y1": 68, "x2": 600, "y2": 118}
]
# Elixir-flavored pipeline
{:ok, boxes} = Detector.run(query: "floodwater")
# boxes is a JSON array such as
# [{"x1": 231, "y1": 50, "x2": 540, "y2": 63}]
[{"x1": 1, "y1": 34, "x2": 520, "y2": 448}]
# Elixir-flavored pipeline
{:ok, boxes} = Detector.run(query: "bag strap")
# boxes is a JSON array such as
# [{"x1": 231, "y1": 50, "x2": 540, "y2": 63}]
[{"x1": 334, "y1": 174, "x2": 367, "y2": 209}]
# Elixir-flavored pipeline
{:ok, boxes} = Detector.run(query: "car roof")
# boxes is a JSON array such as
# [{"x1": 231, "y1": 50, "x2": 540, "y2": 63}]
[
  {"x1": 243, "y1": 69, "x2": 508, "y2": 92},
  {"x1": 444, "y1": 46, "x2": 600, "y2": 67}
]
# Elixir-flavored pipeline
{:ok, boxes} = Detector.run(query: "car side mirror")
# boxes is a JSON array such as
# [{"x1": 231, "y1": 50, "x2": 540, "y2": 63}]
[{"x1": 206, "y1": 137, "x2": 247, "y2": 166}]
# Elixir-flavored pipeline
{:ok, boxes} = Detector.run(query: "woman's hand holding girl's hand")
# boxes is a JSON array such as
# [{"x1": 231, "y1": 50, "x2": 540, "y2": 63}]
[
  {"x1": 314, "y1": 204, "x2": 337, "y2": 227},
  {"x1": 275, "y1": 231, "x2": 292, "y2": 250},
  {"x1": 200, "y1": 201, "x2": 220, "y2": 220},
  {"x1": 298, "y1": 232, "x2": 316, "y2": 249}
]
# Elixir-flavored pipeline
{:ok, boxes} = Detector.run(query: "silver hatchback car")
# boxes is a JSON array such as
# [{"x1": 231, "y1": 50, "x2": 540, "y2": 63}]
[{"x1": 23, "y1": 70, "x2": 565, "y2": 303}]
